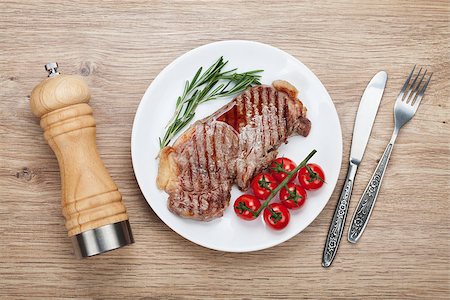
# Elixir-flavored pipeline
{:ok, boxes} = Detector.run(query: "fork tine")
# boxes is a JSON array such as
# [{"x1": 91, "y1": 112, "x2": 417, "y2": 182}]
[
  {"x1": 410, "y1": 69, "x2": 427, "y2": 105},
  {"x1": 413, "y1": 73, "x2": 432, "y2": 110},
  {"x1": 397, "y1": 65, "x2": 416, "y2": 100},
  {"x1": 404, "y1": 67, "x2": 422, "y2": 103}
]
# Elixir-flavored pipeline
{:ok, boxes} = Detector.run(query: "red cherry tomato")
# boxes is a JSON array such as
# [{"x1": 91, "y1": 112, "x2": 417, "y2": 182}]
[
  {"x1": 233, "y1": 194, "x2": 261, "y2": 221},
  {"x1": 251, "y1": 173, "x2": 278, "y2": 200},
  {"x1": 269, "y1": 157, "x2": 297, "y2": 183},
  {"x1": 263, "y1": 203, "x2": 290, "y2": 230},
  {"x1": 280, "y1": 183, "x2": 307, "y2": 210},
  {"x1": 298, "y1": 163, "x2": 325, "y2": 190}
]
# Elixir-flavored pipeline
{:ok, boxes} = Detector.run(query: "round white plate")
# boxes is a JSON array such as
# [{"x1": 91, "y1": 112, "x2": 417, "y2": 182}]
[{"x1": 132, "y1": 40, "x2": 342, "y2": 252}]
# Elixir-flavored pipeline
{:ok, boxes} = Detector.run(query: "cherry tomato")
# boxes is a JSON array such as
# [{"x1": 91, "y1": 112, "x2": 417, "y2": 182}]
[
  {"x1": 263, "y1": 203, "x2": 290, "y2": 230},
  {"x1": 250, "y1": 173, "x2": 278, "y2": 200},
  {"x1": 280, "y1": 183, "x2": 307, "y2": 210},
  {"x1": 269, "y1": 157, "x2": 297, "y2": 183},
  {"x1": 298, "y1": 163, "x2": 325, "y2": 190},
  {"x1": 233, "y1": 195, "x2": 261, "y2": 221}
]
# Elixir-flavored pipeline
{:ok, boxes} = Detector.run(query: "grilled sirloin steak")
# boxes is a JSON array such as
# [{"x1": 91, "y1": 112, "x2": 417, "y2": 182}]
[{"x1": 157, "y1": 80, "x2": 311, "y2": 221}]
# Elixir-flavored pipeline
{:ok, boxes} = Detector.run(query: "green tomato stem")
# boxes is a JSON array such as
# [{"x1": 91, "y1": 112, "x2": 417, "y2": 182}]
[{"x1": 254, "y1": 149, "x2": 317, "y2": 216}]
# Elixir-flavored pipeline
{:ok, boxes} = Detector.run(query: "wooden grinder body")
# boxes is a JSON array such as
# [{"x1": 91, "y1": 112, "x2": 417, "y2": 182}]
[{"x1": 30, "y1": 69, "x2": 132, "y2": 256}]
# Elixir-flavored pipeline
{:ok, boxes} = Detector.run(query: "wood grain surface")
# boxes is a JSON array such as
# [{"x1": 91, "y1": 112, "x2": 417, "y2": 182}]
[{"x1": 1, "y1": 0, "x2": 448, "y2": 299}]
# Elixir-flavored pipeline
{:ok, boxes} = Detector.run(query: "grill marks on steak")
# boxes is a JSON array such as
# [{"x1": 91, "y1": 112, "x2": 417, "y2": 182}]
[
  {"x1": 157, "y1": 80, "x2": 311, "y2": 221},
  {"x1": 165, "y1": 122, "x2": 239, "y2": 220},
  {"x1": 233, "y1": 86, "x2": 287, "y2": 189},
  {"x1": 221, "y1": 84, "x2": 309, "y2": 189}
]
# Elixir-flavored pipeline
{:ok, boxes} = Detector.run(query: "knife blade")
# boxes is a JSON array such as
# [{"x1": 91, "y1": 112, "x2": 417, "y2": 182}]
[
  {"x1": 322, "y1": 71, "x2": 387, "y2": 268},
  {"x1": 350, "y1": 72, "x2": 388, "y2": 164}
]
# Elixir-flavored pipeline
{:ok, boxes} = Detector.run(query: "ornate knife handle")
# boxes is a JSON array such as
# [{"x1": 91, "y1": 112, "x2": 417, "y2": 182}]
[
  {"x1": 322, "y1": 162, "x2": 357, "y2": 268},
  {"x1": 348, "y1": 142, "x2": 394, "y2": 243}
]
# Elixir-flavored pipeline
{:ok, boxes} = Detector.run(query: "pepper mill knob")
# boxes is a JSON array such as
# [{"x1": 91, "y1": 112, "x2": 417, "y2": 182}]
[
  {"x1": 45, "y1": 62, "x2": 59, "y2": 77},
  {"x1": 30, "y1": 63, "x2": 134, "y2": 257}
]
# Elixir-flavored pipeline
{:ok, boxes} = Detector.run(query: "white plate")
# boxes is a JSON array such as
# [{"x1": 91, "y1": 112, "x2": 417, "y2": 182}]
[{"x1": 132, "y1": 40, "x2": 342, "y2": 252}]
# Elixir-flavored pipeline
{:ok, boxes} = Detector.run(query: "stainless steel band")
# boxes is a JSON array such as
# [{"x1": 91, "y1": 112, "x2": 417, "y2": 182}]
[{"x1": 71, "y1": 220, "x2": 134, "y2": 258}]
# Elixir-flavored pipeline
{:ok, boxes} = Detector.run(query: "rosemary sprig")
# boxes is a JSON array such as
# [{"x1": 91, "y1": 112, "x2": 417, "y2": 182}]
[{"x1": 159, "y1": 57, "x2": 263, "y2": 149}]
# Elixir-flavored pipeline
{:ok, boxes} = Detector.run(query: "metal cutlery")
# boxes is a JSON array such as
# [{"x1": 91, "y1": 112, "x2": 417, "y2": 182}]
[
  {"x1": 322, "y1": 71, "x2": 387, "y2": 267},
  {"x1": 348, "y1": 66, "x2": 432, "y2": 243}
]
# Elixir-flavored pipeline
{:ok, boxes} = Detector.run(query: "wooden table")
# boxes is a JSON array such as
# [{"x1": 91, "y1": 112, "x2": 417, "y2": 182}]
[{"x1": 1, "y1": 1, "x2": 448, "y2": 299}]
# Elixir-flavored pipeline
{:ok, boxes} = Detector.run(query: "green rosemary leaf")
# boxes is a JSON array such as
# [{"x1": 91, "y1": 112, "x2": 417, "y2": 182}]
[{"x1": 159, "y1": 57, "x2": 264, "y2": 149}]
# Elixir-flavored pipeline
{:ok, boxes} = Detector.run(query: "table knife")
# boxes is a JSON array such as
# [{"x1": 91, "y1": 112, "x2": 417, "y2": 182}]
[{"x1": 322, "y1": 71, "x2": 387, "y2": 267}]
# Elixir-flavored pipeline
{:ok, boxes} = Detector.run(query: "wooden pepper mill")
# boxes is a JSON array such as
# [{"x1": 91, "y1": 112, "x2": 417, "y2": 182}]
[{"x1": 30, "y1": 63, "x2": 134, "y2": 258}]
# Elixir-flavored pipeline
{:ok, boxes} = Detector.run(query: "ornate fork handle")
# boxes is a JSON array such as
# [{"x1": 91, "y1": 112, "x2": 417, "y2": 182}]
[
  {"x1": 348, "y1": 142, "x2": 394, "y2": 243},
  {"x1": 322, "y1": 162, "x2": 357, "y2": 267}
]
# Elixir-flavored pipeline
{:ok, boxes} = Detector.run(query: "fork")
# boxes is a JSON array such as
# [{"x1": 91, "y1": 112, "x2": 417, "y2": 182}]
[{"x1": 347, "y1": 66, "x2": 432, "y2": 243}]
